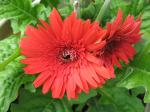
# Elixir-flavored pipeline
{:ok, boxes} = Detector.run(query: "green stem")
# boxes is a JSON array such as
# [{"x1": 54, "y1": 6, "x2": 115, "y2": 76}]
[
  {"x1": 62, "y1": 97, "x2": 73, "y2": 112},
  {"x1": 0, "y1": 48, "x2": 20, "y2": 70},
  {"x1": 95, "y1": 0, "x2": 111, "y2": 22},
  {"x1": 145, "y1": 103, "x2": 150, "y2": 112}
]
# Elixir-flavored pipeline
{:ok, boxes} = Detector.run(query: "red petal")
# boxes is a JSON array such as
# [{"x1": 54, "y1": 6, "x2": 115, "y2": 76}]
[
  {"x1": 21, "y1": 57, "x2": 49, "y2": 66},
  {"x1": 23, "y1": 64, "x2": 49, "y2": 74},
  {"x1": 117, "y1": 51, "x2": 129, "y2": 64},
  {"x1": 61, "y1": 16, "x2": 73, "y2": 41},
  {"x1": 59, "y1": 83, "x2": 66, "y2": 98},
  {"x1": 86, "y1": 53, "x2": 101, "y2": 65},
  {"x1": 83, "y1": 19, "x2": 91, "y2": 35},
  {"x1": 72, "y1": 19, "x2": 83, "y2": 41},
  {"x1": 20, "y1": 37, "x2": 46, "y2": 53},
  {"x1": 51, "y1": 75, "x2": 64, "y2": 98},
  {"x1": 83, "y1": 22, "x2": 100, "y2": 45},
  {"x1": 33, "y1": 71, "x2": 51, "y2": 88},
  {"x1": 88, "y1": 64, "x2": 101, "y2": 83},
  {"x1": 122, "y1": 43, "x2": 136, "y2": 60},
  {"x1": 51, "y1": 68, "x2": 65, "y2": 98},
  {"x1": 42, "y1": 73, "x2": 56, "y2": 94},
  {"x1": 71, "y1": 68, "x2": 84, "y2": 89},
  {"x1": 80, "y1": 67, "x2": 98, "y2": 88},
  {"x1": 49, "y1": 8, "x2": 63, "y2": 39},
  {"x1": 25, "y1": 26, "x2": 56, "y2": 49},
  {"x1": 111, "y1": 54, "x2": 122, "y2": 68},
  {"x1": 78, "y1": 68, "x2": 89, "y2": 93},
  {"x1": 108, "y1": 9, "x2": 123, "y2": 38},
  {"x1": 93, "y1": 64, "x2": 111, "y2": 79},
  {"x1": 66, "y1": 75, "x2": 76, "y2": 99},
  {"x1": 39, "y1": 19, "x2": 50, "y2": 29}
]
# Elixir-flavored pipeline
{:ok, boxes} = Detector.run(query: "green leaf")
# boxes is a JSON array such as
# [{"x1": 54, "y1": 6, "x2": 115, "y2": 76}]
[
  {"x1": 10, "y1": 89, "x2": 72, "y2": 112},
  {"x1": 59, "y1": 6, "x2": 73, "y2": 19},
  {"x1": 80, "y1": 0, "x2": 104, "y2": 21},
  {"x1": 110, "y1": 0, "x2": 148, "y2": 18},
  {"x1": 88, "y1": 104, "x2": 116, "y2": 112},
  {"x1": 10, "y1": 2, "x2": 50, "y2": 35},
  {"x1": 107, "y1": 0, "x2": 149, "y2": 31},
  {"x1": 141, "y1": 5, "x2": 150, "y2": 40},
  {"x1": 110, "y1": 0, "x2": 130, "y2": 17},
  {"x1": 85, "y1": 74, "x2": 144, "y2": 112},
  {"x1": 24, "y1": 83, "x2": 36, "y2": 93},
  {"x1": 98, "y1": 87, "x2": 144, "y2": 112},
  {"x1": 70, "y1": 89, "x2": 97, "y2": 104},
  {"x1": 0, "y1": 59, "x2": 34, "y2": 112},
  {"x1": 10, "y1": 89, "x2": 54, "y2": 112},
  {"x1": 0, "y1": 35, "x2": 19, "y2": 63},
  {"x1": 117, "y1": 41, "x2": 150, "y2": 102},
  {"x1": 0, "y1": 0, "x2": 49, "y2": 34},
  {"x1": 0, "y1": 35, "x2": 34, "y2": 112},
  {"x1": 131, "y1": 87, "x2": 145, "y2": 97},
  {"x1": 95, "y1": 0, "x2": 111, "y2": 22},
  {"x1": 88, "y1": 86, "x2": 144, "y2": 112},
  {"x1": 40, "y1": 0, "x2": 61, "y2": 7},
  {"x1": 0, "y1": 0, "x2": 36, "y2": 20},
  {"x1": 79, "y1": 0, "x2": 94, "y2": 8}
]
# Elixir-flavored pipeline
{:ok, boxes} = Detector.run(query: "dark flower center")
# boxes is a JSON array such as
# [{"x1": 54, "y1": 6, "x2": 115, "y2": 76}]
[
  {"x1": 63, "y1": 54, "x2": 71, "y2": 60},
  {"x1": 105, "y1": 40, "x2": 117, "y2": 52},
  {"x1": 59, "y1": 48, "x2": 78, "y2": 63},
  {"x1": 97, "y1": 39, "x2": 120, "y2": 57}
]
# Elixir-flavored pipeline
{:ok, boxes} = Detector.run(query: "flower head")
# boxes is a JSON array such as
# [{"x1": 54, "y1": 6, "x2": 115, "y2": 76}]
[
  {"x1": 96, "y1": 9, "x2": 141, "y2": 68},
  {"x1": 20, "y1": 8, "x2": 113, "y2": 99}
]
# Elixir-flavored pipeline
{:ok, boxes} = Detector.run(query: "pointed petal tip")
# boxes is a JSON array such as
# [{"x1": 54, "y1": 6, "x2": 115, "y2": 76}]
[
  {"x1": 42, "y1": 87, "x2": 48, "y2": 94},
  {"x1": 50, "y1": 7, "x2": 60, "y2": 18},
  {"x1": 118, "y1": 8, "x2": 123, "y2": 16},
  {"x1": 70, "y1": 11, "x2": 76, "y2": 17},
  {"x1": 52, "y1": 7, "x2": 57, "y2": 13},
  {"x1": 33, "y1": 82, "x2": 39, "y2": 88},
  {"x1": 25, "y1": 25, "x2": 35, "y2": 34},
  {"x1": 23, "y1": 67, "x2": 30, "y2": 74}
]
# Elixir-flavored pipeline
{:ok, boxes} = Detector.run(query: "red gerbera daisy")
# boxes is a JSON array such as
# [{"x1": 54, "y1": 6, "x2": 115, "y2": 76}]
[
  {"x1": 96, "y1": 9, "x2": 141, "y2": 68},
  {"x1": 20, "y1": 8, "x2": 113, "y2": 99}
]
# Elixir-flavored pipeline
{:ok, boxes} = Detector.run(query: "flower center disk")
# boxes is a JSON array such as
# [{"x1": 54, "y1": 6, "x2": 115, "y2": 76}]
[{"x1": 59, "y1": 48, "x2": 78, "y2": 63}]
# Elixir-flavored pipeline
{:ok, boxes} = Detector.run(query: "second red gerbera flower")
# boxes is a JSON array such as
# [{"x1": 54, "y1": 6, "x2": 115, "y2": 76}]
[{"x1": 96, "y1": 9, "x2": 142, "y2": 68}]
